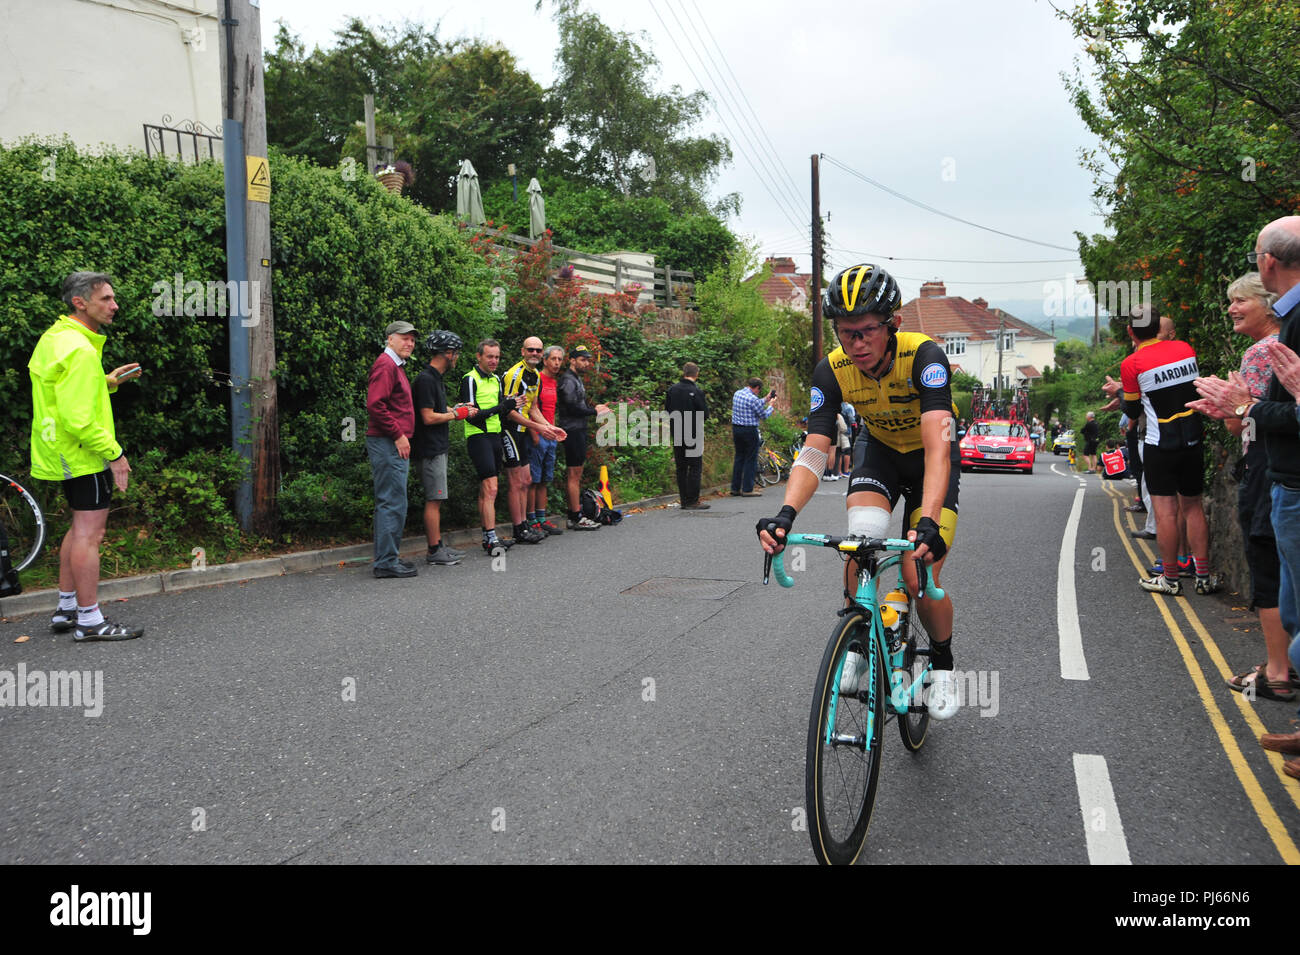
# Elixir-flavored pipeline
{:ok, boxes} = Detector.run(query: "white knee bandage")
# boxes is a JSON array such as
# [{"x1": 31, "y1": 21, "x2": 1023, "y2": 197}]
[
  {"x1": 847, "y1": 505, "x2": 891, "y2": 540},
  {"x1": 792, "y1": 445, "x2": 828, "y2": 478}
]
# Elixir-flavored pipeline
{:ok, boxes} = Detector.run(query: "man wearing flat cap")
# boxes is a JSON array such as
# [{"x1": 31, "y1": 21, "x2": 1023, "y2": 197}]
[{"x1": 366, "y1": 320, "x2": 419, "y2": 578}]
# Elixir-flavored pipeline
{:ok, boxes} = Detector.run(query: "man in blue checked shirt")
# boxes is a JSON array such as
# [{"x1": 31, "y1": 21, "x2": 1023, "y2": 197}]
[{"x1": 731, "y1": 377, "x2": 777, "y2": 496}]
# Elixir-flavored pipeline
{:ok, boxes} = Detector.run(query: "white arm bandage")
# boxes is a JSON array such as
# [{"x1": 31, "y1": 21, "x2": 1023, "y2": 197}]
[{"x1": 791, "y1": 444, "x2": 828, "y2": 478}]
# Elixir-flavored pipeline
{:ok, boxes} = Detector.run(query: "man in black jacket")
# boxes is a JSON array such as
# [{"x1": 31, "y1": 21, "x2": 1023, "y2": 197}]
[
  {"x1": 665, "y1": 362, "x2": 709, "y2": 508},
  {"x1": 1191, "y1": 215, "x2": 1300, "y2": 768},
  {"x1": 557, "y1": 346, "x2": 610, "y2": 530}
]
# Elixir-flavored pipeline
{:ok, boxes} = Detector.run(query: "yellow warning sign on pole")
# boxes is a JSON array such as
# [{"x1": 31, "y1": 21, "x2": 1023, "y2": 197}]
[{"x1": 246, "y1": 156, "x2": 270, "y2": 203}]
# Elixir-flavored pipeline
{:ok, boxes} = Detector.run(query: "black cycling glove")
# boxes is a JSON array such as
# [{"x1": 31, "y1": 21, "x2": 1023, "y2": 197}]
[
  {"x1": 911, "y1": 516, "x2": 947, "y2": 562},
  {"x1": 756, "y1": 505, "x2": 798, "y2": 545}
]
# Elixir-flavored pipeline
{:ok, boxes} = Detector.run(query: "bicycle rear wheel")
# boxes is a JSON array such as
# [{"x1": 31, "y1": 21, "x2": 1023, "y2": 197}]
[
  {"x1": 0, "y1": 474, "x2": 46, "y2": 573},
  {"x1": 806, "y1": 612, "x2": 884, "y2": 865}
]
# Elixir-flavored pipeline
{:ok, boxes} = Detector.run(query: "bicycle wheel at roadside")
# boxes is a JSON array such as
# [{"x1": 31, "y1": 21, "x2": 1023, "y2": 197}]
[
  {"x1": 805, "y1": 612, "x2": 885, "y2": 865},
  {"x1": 0, "y1": 474, "x2": 46, "y2": 574}
]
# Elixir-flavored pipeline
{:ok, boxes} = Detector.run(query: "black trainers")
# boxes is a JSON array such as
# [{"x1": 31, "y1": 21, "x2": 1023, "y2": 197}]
[
  {"x1": 50, "y1": 609, "x2": 77, "y2": 633},
  {"x1": 482, "y1": 537, "x2": 514, "y2": 554},
  {"x1": 73, "y1": 619, "x2": 144, "y2": 641},
  {"x1": 373, "y1": 565, "x2": 418, "y2": 578}
]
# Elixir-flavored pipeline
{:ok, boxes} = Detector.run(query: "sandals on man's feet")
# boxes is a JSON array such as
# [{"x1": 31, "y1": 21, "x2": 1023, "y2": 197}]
[{"x1": 1226, "y1": 664, "x2": 1297, "y2": 701}]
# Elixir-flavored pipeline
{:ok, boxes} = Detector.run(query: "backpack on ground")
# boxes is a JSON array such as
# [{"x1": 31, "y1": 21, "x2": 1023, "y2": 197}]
[{"x1": 581, "y1": 487, "x2": 622, "y2": 525}]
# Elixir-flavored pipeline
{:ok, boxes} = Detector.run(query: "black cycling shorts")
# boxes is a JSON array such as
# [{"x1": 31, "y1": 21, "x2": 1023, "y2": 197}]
[
  {"x1": 1143, "y1": 443, "x2": 1203, "y2": 497},
  {"x1": 846, "y1": 436, "x2": 959, "y2": 549},
  {"x1": 562, "y1": 429, "x2": 587, "y2": 468},
  {"x1": 502, "y1": 429, "x2": 527, "y2": 468},
  {"x1": 63, "y1": 469, "x2": 113, "y2": 511},
  {"x1": 467, "y1": 433, "x2": 504, "y2": 481}
]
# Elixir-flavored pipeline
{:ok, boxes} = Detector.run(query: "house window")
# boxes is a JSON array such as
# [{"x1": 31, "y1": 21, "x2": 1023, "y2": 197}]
[
  {"x1": 1001, "y1": 331, "x2": 1016, "y2": 351},
  {"x1": 944, "y1": 336, "x2": 967, "y2": 356}
]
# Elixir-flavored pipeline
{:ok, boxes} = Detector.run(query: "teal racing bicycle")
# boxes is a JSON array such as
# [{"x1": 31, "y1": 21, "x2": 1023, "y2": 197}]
[{"x1": 764, "y1": 533, "x2": 945, "y2": 866}]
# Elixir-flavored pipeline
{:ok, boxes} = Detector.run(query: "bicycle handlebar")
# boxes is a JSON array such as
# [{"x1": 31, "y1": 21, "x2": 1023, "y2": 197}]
[{"x1": 764, "y1": 532, "x2": 945, "y2": 601}]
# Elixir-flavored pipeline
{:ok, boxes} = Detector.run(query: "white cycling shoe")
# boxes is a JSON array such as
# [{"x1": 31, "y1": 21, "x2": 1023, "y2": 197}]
[
  {"x1": 926, "y1": 669, "x2": 960, "y2": 720},
  {"x1": 839, "y1": 651, "x2": 866, "y2": 695}
]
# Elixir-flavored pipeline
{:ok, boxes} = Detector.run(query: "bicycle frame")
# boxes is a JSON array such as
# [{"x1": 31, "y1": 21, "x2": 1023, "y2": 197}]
[{"x1": 769, "y1": 534, "x2": 944, "y2": 744}]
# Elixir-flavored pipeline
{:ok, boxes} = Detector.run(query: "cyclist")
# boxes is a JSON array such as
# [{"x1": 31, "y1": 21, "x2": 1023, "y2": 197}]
[{"x1": 757, "y1": 264, "x2": 960, "y2": 719}]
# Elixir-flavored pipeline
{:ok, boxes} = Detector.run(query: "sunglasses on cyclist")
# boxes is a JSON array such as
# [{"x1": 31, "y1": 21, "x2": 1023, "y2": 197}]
[{"x1": 836, "y1": 322, "x2": 892, "y2": 343}]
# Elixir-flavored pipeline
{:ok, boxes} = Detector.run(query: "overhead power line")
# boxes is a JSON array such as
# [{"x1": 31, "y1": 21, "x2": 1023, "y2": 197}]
[
  {"x1": 646, "y1": 0, "x2": 807, "y2": 236},
  {"x1": 821, "y1": 154, "x2": 1078, "y2": 252}
]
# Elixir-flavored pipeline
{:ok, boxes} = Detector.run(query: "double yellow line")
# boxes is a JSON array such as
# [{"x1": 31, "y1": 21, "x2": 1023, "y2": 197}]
[{"x1": 1100, "y1": 481, "x2": 1300, "y2": 862}]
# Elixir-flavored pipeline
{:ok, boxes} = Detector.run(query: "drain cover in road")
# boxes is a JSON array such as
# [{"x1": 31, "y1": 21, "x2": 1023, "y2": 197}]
[{"x1": 621, "y1": 577, "x2": 745, "y2": 599}]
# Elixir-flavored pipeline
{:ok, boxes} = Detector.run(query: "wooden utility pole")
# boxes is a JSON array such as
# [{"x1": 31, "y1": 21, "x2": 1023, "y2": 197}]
[
  {"x1": 219, "y1": 0, "x2": 279, "y2": 534},
  {"x1": 811, "y1": 154, "x2": 823, "y2": 361}
]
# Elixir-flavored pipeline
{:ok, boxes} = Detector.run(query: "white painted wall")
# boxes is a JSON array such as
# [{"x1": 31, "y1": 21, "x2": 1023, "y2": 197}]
[{"x1": 0, "y1": 0, "x2": 222, "y2": 155}]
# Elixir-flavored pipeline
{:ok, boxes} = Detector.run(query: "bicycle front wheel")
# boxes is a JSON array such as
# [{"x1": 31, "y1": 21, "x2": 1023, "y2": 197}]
[
  {"x1": 0, "y1": 474, "x2": 46, "y2": 573},
  {"x1": 806, "y1": 612, "x2": 884, "y2": 865},
  {"x1": 896, "y1": 601, "x2": 931, "y2": 752}
]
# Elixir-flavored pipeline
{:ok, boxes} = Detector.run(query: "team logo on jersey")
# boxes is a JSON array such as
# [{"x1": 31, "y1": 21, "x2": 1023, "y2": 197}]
[
  {"x1": 810, "y1": 386, "x2": 825, "y2": 412},
  {"x1": 919, "y1": 363, "x2": 948, "y2": 388}
]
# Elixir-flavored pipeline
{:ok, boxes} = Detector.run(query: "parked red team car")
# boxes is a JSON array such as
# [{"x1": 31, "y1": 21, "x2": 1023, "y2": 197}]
[{"x1": 959, "y1": 419, "x2": 1036, "y2": 474}]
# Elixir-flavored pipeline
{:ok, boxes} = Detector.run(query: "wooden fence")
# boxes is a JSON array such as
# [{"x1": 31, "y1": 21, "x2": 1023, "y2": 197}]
[{"x1": 478, "y1": 228, "x2": 697, "y2": 309}]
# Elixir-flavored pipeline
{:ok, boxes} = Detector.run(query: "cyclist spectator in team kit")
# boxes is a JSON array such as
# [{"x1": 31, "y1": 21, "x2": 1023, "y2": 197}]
[
  {"x1": 665, "y1": 361, "x2": 710, "y2": 509},
  {"x1": 757, "y1": 264, "x2": 961, "y2": 720},
  {"x1": 1191, "y1": 216, "x2": 1300, "y2": 773},
  {"x1": 412, "y1": 331, "x2": 475, "y2": 567},
  {"x1": 731, "y1": 377, "x2": 776, "y2": 496},
  {"x1": 501, "y1": 336, "x2": 548, "y2": 545},
  {"x1": 366, "y1": 320, "x2": 419, "y2": 579},
  {"x1": 1118, "y1": 306, "x2": 1219, "y2": 596},
  {"x1": 461, "y1": 339, "x2": 521, "y2": 553},
  {"x1": 29, "y1": 272, "x2": 144, "y2": 639},
  {"x1": 557, "y1": 346, "x2": 610, "y2": 530}
]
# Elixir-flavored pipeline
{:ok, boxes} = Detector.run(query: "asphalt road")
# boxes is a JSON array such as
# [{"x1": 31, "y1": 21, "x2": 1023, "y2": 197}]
[{"x1": 2, "y1": 461, "x2": 1297, "y2": 865}]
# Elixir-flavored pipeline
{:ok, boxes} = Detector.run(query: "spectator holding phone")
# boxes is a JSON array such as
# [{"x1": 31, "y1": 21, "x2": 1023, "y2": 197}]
[
  {"x1": 28, "y1": 272, "x2": 143, "y2": 640},
  {"x1": 731, "y1": 377, "x2": 776, "y2": 496}
]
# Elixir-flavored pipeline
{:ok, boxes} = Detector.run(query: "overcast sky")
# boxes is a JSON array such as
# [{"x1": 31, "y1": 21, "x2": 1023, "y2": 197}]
[{"x1": 258, "y1": 0, "x2": 1109, "y2": 319}]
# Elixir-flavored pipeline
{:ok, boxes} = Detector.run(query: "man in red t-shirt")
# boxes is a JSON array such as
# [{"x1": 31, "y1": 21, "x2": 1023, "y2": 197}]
[
  {"x1": 528, "y1": 346, "x2": 566, "y2": 536},
  {"x1": 1119, "y1": 306, "x2": 1217, "y2": 596},
  {"x1": 366, "y1": 320, "x2": 418, "y2": 578}
]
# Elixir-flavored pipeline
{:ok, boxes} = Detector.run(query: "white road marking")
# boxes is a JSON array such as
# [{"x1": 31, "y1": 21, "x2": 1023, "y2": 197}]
[
  {"x1": 1058, "y1": 484, "x2": 1089, "y2": 680},
  {"x1": 1073, "y1": 754, "x2": 1132, "y2": 865}
]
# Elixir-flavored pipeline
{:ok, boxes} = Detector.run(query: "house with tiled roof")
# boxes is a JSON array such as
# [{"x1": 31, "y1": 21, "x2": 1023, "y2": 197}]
[
  {"x1": 896, "y1": 281, "x2": 1055, "y2": 390},
  {"x1": 749, "y1": 257, "x2": 813, "y2": 310}
]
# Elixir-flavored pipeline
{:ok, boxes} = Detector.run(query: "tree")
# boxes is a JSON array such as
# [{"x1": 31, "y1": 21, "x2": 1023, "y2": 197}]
[
  {"x1": 266, "y1": 20, "x2": 553, "y2": 214},
  {"x1": 549, "y1": 4, "x2": 734, "y2": 216},
  {"x1": 1060, "y1": 0, "x2": 1300, "y2": 376}
]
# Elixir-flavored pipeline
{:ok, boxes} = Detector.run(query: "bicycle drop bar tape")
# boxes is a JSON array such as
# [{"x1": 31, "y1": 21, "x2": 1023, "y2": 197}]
[{"x1": 769, "y1": 534, "x2": 945, "y2": 601}]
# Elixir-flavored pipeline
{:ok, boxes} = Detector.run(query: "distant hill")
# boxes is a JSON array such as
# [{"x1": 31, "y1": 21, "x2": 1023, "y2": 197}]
[{"x1": 986, "y1": 298, "x2": 1098, "y2": 342}]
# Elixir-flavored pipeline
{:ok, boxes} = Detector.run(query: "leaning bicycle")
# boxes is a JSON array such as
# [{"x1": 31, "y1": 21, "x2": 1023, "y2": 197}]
[
  {"x1": 764, "y1": 533, "x2": 944, "y2": 865},
  {"x1": 0, "y1": 472, "x2": 47, "y2": 574}
]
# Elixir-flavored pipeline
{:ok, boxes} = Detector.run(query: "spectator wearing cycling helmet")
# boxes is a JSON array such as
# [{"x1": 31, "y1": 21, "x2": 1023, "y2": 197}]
[
  {"x1": 413, "y1": 330, "x2": 475, "y2": 566},
  {"x1": 757, "y1": 264, "x2": 961, "y2": 720}
]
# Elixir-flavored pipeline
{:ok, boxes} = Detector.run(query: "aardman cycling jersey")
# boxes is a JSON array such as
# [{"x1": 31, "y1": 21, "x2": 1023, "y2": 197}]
[
  {"x1": 1120, "y1": 339, "x2": 1203, "y2": 450},
  {"x1": 807, "y1": 332, "x2": 954, "y2": 454}
]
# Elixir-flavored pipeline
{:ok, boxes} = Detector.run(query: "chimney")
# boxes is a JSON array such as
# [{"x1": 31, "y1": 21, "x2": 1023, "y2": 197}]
[
  {"x1": 766, "y1": 256, "x2": 797, "y2": 274},
  {"x1": 973, "y1": 297, "x2": 988, "y2": 309},
  {"x1": 919, "y1": 280, "x2": 946, "y2": 298}
]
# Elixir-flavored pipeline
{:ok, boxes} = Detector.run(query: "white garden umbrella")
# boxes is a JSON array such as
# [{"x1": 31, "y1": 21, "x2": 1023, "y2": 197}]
[
  {"x1": 456, "y1": 159, "x2": 485, "y2": 226},
  {"x1": 527, "y1": 178, "x2": 546, "y2": 241}
]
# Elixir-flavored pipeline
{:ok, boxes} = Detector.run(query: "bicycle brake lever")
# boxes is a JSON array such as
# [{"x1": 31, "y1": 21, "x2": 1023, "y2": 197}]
[{"x1": 763, "y1": 551, "x2": 773, "y2": 586}]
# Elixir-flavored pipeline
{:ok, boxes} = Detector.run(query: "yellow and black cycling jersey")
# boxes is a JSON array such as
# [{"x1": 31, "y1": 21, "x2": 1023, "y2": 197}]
[
  {"x1": 808, "y1": 332, "x2": 954, "y2": 454},
  {"x1": 502, "y1": 359, "x2": 540, "y2": 433}
]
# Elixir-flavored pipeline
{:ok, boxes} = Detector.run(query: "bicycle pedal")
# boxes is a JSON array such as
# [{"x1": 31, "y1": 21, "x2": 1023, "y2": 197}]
[{"x1": 908, "y1": 704, "x2": 929, "y2": 714}]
